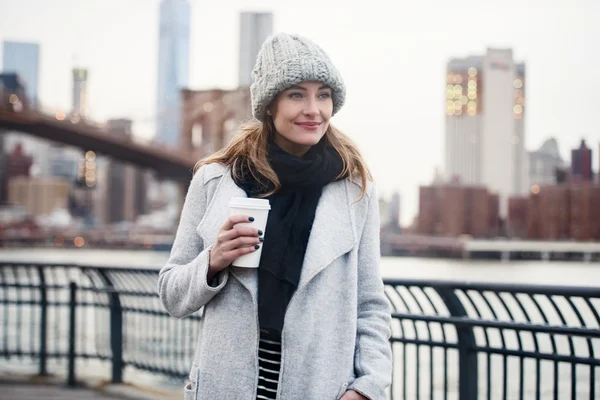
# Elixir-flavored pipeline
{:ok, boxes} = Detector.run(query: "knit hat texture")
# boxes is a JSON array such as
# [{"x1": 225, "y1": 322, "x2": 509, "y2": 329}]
[{"x1": 250, "y1": 33, "x2": 346, "y2": 121}]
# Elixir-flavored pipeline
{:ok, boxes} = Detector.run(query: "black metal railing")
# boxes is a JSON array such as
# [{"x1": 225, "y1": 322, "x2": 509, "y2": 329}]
[
  {"x1": 0, "y1": 262, "x2": 599, "y2": 399},
  {"x1": 385, "y1": 279, "x2": 600, "y2": 400}
]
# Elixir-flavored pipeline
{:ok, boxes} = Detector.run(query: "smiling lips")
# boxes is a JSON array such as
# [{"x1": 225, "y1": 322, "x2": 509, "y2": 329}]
[{"x1": 295, "y1": 122, "x2": 321, "y2": 131}]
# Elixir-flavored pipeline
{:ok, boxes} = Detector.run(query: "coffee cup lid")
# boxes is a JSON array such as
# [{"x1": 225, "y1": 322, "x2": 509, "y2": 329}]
[{"x1": 229, "y1": 197, "x2": 271, "y2": 210}]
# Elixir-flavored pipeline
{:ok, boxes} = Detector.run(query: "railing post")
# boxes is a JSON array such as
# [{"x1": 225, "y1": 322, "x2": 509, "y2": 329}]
[
  {"x1": 109, "y1": 288, "x2": 123, "y2": 383},
  {"x1": 36, "y1": 266, "x2": 48, "y2": 376},
  {"x1": 98, "y1": 270, "x2": 123, "y2": 383},
  {"x1": 435, "y1": 287, "x2": 478, "y2": 400},
  {"x1": 67, "y1": 281, "x2": 77, "y2": 387}
]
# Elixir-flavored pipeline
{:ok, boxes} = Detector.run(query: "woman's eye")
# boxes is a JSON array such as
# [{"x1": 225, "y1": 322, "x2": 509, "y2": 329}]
[
  {"x1": 319, "y1": 92, "x2": 331, "y2": 99},
  {"x1": 288, "y1": 92, "x2": 303, "y2": 99}
]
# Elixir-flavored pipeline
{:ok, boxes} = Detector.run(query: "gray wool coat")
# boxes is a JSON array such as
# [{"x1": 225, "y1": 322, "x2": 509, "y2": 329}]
[{"x1": 158, "y1": 163, "x2": 392, "y2": 400}]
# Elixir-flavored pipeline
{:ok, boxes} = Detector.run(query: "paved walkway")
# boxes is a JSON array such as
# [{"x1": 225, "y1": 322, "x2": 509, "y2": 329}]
[
  {"x1": 0, "y1": 375, "x2": 179, "y2": 400},
  {"x1": 0, "y1": 382, "x2": 124, "y2": 400}
]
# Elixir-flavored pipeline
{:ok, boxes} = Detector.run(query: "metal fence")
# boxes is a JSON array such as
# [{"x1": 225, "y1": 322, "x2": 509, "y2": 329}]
[
  {"x1": 385, "y1": 279, "x2": 600, "y2": 399},
  {"x1": 0, "y1": 262, "x2": 599, "y2": 399}
]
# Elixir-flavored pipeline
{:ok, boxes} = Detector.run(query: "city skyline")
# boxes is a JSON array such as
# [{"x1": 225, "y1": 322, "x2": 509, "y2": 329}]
[{"x1": 0, "y1": 0, "x2": 599, "y2": 224}]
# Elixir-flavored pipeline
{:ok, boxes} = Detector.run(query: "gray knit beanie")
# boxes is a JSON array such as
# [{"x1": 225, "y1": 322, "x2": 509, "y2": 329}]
[{"x1": 250, "y1": 33, "x2": 346, "y2": 121}]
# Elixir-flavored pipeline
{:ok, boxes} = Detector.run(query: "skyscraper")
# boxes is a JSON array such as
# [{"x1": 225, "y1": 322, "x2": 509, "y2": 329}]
[
  {"x1": 1, "y1": 41, "x2": 52, "y2": 177},
  {"x1": 156, "y1": 0, "x2": 190, "y2": 147},
  {"x1": 239, "y1": 12, "x2": 273, "y2": 87},
  {"x1": 72, "y1": 68, "x2": 89, "y2": 117},
  {"x1": 48, "y1": 67, "x2": 90, "y2": 183},
  {"x1": 571, "y1": 139, "x2": 593, "y2": 182},
  {"x1": 529, "y1": 138, "x2": 564, "y2": 187},
  {"x1": 445, "y1": 48, "x2": 528, "y2": 216},
  {"x1": 2, "y1": 41, "x2": 39, "y2": 105}
]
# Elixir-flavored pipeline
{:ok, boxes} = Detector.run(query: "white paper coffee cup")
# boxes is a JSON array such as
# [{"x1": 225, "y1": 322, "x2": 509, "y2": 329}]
[{"x1": 229, "y1": 197, "x2": 270, "y2": 268}]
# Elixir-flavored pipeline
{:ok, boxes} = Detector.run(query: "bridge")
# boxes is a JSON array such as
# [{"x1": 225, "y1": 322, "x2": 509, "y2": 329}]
[{"x1": 0, "y1": 108, "x2": 197, "y2": 182}]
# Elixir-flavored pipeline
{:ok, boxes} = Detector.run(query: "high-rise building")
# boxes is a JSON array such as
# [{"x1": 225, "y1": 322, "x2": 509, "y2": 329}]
[
  {"x1": 50, "y1": 147, "x2": 79, "y2": 182},
  {"x1": 0, "y1": 73, "x2": 28, "y2": 202},
  {"x1": 96, "y1": 119, "x2": 148, "y2": 224},
  {"x1": 72, "y1": 68, "x2": 89, "y2": 117},
  {"x1": 445, "y1": 49, "x2": 528, "y2": 216},
  {"x1": 2, "y1": 41, "x2": 39, "y2": 105},
  {"x1": 1, "y1": 41, "x2": 52, "y2": 178},
  {"x1": 156, "y1": 0, "x2": 190, "y2": 147},
  {"x1": 48, "y1": 68, "x2": 89, "y2": 183},
  {"x1": 239, "y1": 12, "x2": 273, "y2": 87},
  {"x1": 529, "y1": 138, "x2": 564, "y2": 187},
  {"x1": 0, "y1": 72, "x2": 28, "y2": 109},
  {"x1": 388, "y1": 192, "x2": 401, "y2": 228},
  {"x1": 571, "y1": 139, "x2": 593, "y2": 182}
]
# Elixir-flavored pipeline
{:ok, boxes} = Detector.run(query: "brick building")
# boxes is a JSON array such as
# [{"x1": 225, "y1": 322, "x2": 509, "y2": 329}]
[
  {"x1": 487, "y1": 194, "x2": 500, "y2": 236},
  {"x1": 181, "y1": 87, "x2": 252, "y2": 159},
  {"x1": 568, "y1": 184, "x2": 600, "y2": 240},
  {"x1": 417, "y1": 187, "x2": 438, "y2": 235},
  {"x1": 509, "y1": 182, "x2": 600, "y2": 240},
  {"x1": 508, "y1": 197, "x2": 528, "y2": 238},
  {"x1": 439, "y1": 186, "x2": 468, "y2": 237},
  {"x1": 539, "y1": 185, "x2": 570, "y2": 239},
  {"x1": 417, "y1": 184, "x2": 499, "y2": 238},
  {"x1": 8, "y1": 177, "x2": 70, "y2": 216}
]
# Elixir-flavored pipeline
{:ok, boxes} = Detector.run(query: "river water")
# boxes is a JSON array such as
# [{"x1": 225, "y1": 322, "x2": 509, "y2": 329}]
[{"x1": 1, "y1": 247, "x2": 599, "y2": 286}]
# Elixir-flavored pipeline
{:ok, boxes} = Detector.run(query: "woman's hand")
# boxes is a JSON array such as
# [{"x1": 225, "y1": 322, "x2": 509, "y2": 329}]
[
  {"x1": 340, "y1": 390, "x2": 368, "y2": 400},
  {"x1": 207, "y1": 215, "x2": 263, "y2": 280}
]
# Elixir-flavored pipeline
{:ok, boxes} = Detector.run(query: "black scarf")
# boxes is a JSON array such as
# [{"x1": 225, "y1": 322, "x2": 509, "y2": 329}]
[{"x1": 234, "y1": 136, "x2": 344, "y2": 334}]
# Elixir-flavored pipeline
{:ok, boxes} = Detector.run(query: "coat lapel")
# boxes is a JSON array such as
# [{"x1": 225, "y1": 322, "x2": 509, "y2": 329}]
[
  {"x1": 197, "y1": 170, "x2": 357, "y2": 299},
  {"x1": 299, "y1": 179, "x2": 357, "y2": 288}
]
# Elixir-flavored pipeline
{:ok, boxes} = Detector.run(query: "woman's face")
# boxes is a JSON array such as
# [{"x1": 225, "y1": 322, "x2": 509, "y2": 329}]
[{"x1": 269, "y1": 81, "x2": 333, "y2": 157}]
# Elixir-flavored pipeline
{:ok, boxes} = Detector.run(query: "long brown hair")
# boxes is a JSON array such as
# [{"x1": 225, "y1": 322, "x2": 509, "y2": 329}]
[{"x1": 194, "y1": 119, "x2": 372, "y2": 199}]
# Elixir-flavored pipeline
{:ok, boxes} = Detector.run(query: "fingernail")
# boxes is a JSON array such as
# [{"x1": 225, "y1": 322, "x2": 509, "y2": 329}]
[
  {"x1": 254, "y1": 245, "x2": 260, "y2": 250},
  {"x1": 258, "y1": 230, "x2": 263, "y2": 236},
  {"x1": 248, "y1": 216, "x2": 255, "y2": 222},
  {"x1": 259, "y1": 237, "x2": 264, "y2": 242}
]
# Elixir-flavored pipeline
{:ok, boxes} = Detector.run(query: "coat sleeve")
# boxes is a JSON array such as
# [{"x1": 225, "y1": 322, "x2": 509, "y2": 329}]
[
  {"x1": 347, "y1": 184, "x2": 393, "y2": 400},
  {"x1": 157, "y1": 166, "x2": 228, "y2": 318}
]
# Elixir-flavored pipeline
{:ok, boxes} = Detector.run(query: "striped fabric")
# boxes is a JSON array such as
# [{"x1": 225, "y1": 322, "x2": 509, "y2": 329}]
[{"x1": 256, "y1": 329, "x2": 281, "y2": 400}]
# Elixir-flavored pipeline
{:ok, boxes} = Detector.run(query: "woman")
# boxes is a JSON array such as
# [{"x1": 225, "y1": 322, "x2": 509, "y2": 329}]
[{"x1": 158, "y1": 33, "x2": 392, "y2": 400}]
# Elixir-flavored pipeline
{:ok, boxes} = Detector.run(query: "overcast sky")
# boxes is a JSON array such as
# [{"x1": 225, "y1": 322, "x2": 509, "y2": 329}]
[{"x1": 1, "y1": 0, "x2": 599, "y2": 224}]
